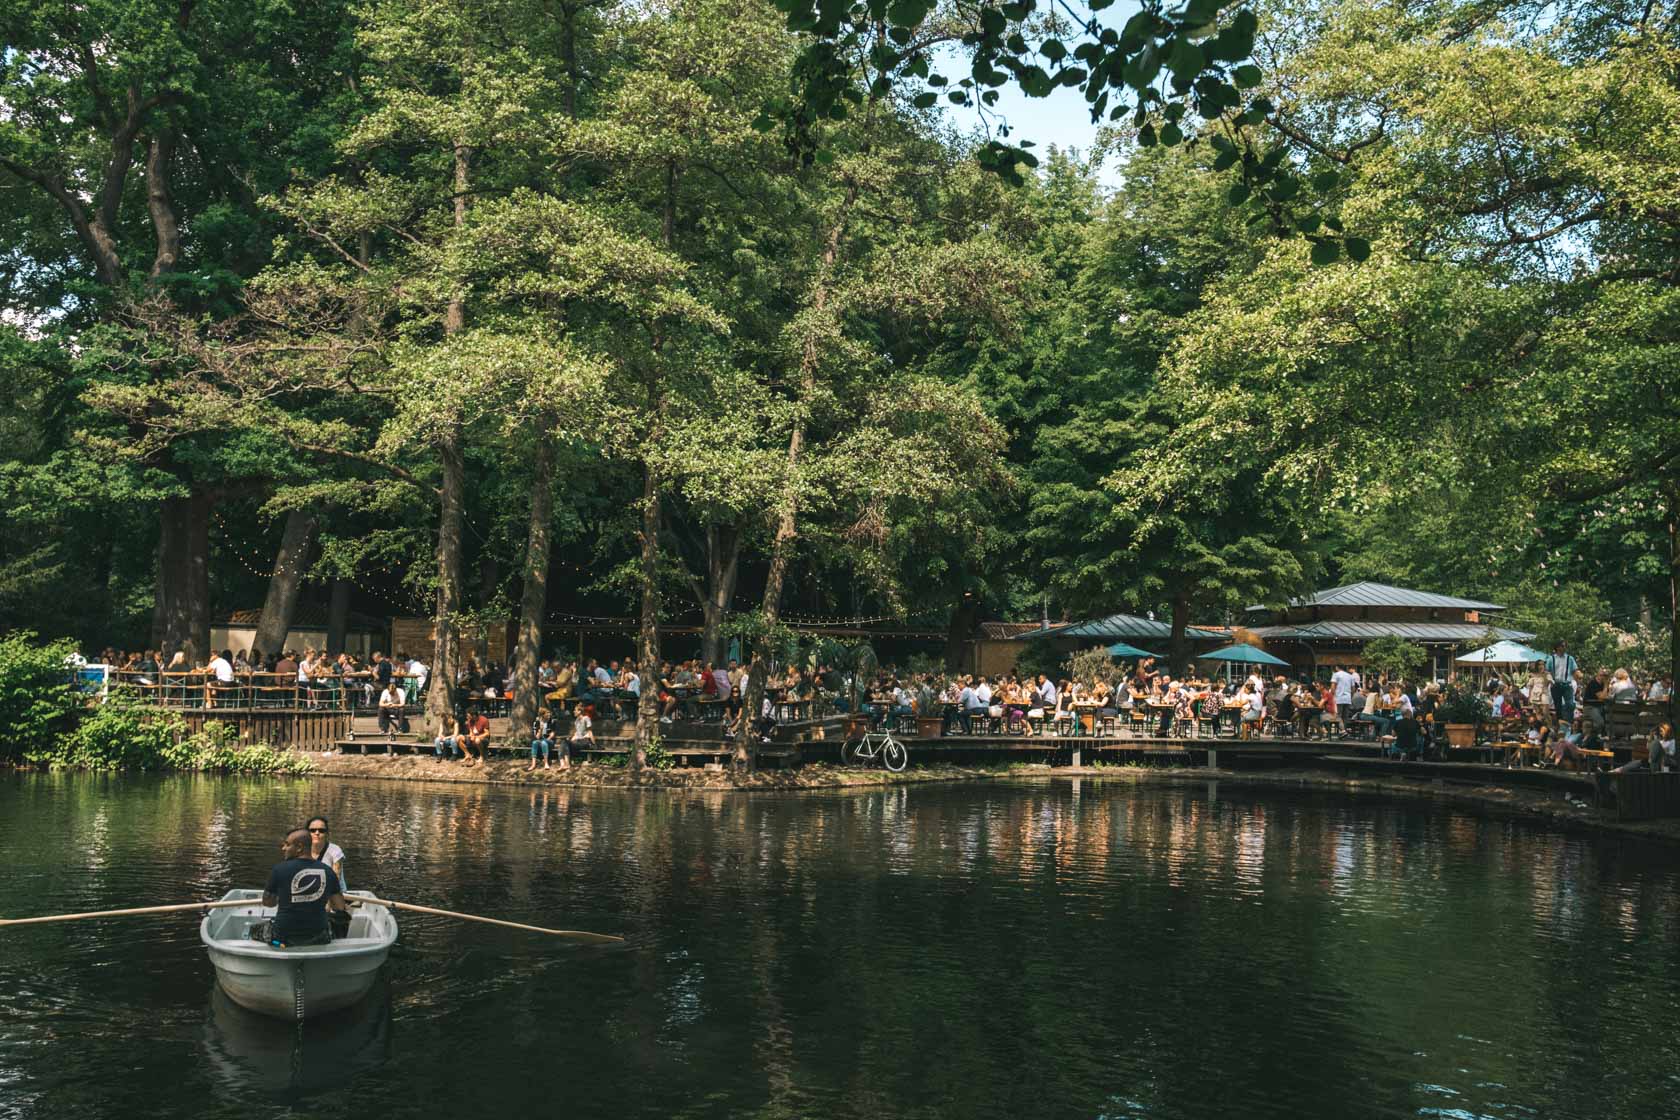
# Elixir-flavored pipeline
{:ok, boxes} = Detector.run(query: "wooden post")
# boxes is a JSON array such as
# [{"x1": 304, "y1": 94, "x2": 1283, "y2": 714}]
[{"x1": 1207, "y1": 747, "x2": 1219, "y2": 769}]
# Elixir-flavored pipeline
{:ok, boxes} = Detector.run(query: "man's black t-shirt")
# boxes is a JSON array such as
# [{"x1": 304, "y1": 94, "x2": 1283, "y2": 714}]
[
  {"x1": 265, "y1": 857, "x2": 341, "y2": 941},
  {"x1": 1584, "y1": 679, "x2": 1606, "y2": 704},
  {"x1": 375, "y1": 659, "x2": 393, "y2": 687}
]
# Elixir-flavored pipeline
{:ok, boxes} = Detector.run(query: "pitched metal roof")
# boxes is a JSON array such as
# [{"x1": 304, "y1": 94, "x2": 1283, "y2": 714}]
[
  {"x1": 1246, "y1": 621, "x2": 1535, "y2": 643},
  {"x1": 1247, "y1": 581, "x2": 1504, "y2": 613},
  {"x1": 1039, "y1": 613, "x2": 1226, "y2": 641}
]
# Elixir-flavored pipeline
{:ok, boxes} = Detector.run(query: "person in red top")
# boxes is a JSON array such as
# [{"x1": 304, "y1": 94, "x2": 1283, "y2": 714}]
[{"x1": 461, "y1": 706, "x2": 491, "y2": 767}]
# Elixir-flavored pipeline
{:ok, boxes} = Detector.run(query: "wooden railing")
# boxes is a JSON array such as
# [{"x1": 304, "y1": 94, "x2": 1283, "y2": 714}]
[{"x1": 108, "y1": 670, "x2": 423, "y2": 713}]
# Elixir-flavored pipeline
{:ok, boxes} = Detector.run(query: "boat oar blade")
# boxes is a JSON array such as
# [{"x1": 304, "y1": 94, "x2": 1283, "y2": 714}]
[{"x1": 353, "y1": 896, "x2": 623, "y2": 943}]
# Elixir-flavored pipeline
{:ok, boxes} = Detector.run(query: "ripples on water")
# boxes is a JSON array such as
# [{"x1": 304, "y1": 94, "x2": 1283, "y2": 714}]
[{"x1": 2, "y1": 772, "x2": 1679, "y2": 1120}]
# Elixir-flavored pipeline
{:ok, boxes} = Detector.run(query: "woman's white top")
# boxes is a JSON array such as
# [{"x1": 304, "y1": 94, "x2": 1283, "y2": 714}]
[{"x1": 317, "y1": 842, "x2": 346, "y2": 891}]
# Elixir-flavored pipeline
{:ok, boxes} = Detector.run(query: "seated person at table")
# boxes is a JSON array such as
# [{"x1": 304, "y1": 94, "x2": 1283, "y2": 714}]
[
  {"x1": 1238, "y1": 685, "x2": 1264, "y2": 738},
  {"x1": 260, "y1": 828, "x2": 348, "y2": 947},
  {"x1": 1353, "y1": 688, "x2": 1388, "y2": 737},
  {"x1": 1388, "y1": 709, "x2": 1422, "y2": 760},
  {"x1": 890, "y1": 680, "x2": 914, "y2": 723},
  {"x1": 378, "y1": 682, "x2": 409, "y2": 735},
  {"x1": 546, "y1": 662, "x2": 576, "y2": 703},
  {"x1": 433, "y1": 715, "x2": 462, "y2": 760},
  {"x1": 460, "y1": 706, "x2": 490, "y2": 767},
  {"x1": 1092, "y1": 680, "x2": 1114, "y2": 716},
  {"x1": 1612, "y1": 722, "x2": 1676, "y2": 774},
  {"x1": 959, "y1": 679, "x2": 984, "y2": 733}
]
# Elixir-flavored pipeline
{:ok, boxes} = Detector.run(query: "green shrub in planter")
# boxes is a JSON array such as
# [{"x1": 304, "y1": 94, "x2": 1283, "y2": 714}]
[{"x1": 1436, "y1": 688, "x2": 1490, "y2": 726}]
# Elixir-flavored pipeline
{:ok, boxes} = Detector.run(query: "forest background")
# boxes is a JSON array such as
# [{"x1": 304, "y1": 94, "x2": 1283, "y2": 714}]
[{"x1": 3, "y1": 0, "x2": 1676, "y2": 747}]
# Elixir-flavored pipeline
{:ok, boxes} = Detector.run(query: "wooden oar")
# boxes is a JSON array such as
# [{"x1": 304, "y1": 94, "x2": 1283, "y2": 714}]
[
  {"x1": 0, "y1": 898, "x2": 259, "y2": 928},
  {"x1": 350, "y1": 895, "x2": 623, "y2": 944}
]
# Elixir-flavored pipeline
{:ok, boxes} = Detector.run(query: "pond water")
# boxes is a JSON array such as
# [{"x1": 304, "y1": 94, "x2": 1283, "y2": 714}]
[{"x1": 2, "y1": 772, "x2": 1678, "y2": 1119}]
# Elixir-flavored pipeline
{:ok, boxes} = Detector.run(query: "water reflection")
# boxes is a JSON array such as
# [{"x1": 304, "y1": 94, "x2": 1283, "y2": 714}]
[
  {"x1": 3, "y1": 772, "x2": 1680, "y2": 1120},
  {"x1": 202, "y1": 982, "x2": 391, "y2": 1096}
]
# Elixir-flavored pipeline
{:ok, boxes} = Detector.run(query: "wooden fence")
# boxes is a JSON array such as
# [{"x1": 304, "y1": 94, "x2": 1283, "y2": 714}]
[{"x1": 173, "y1": 707, "x2": 352, "y2": 751}]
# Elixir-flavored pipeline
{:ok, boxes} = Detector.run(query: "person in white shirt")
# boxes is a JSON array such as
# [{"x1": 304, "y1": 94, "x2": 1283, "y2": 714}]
[
  {"x1": 378, "y1": 684, "x2": 409, "y2": 735},
  {"x1": 405, "y1": 655, "x2": 427, "y2": 704},
  {"x1": 1649, "y1": 677, "x2": 1672, "y2": 702},
  {"x1": 208, "y1": 650, "x2": 234, "y2": 683},
  {"x1": 206, "y1": 649, "x2": 234, "y2": 707},
  {"x1": 1240, "y1": 685, "x2": 1264, "y2": 738},
  {"x1": 1331, "y1": 667, "x2": 1359, "y2": 723},
  {"x1": 1037, "y1": 674, "x2": 1058, "y2": 708},
  {"x1": 975, "y1": 677, "x2": 993, "y2": 706}
]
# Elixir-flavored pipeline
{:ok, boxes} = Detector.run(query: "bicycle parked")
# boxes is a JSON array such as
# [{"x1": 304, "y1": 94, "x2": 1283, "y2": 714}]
[{"x1": 838, "y1": 727, "x2": 908, "y2": 772}]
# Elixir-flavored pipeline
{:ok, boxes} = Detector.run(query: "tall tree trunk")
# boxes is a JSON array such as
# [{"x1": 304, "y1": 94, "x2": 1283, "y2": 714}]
[
  {"x1": 511, "y1": 432, "x2": 555, "y2": 736},
  {"x1": 183, "y1": 490, "x2": 211, "y2": 663},
  {"x1": 152, "y1": 530, "x2": 169, "y2": 651},
  {"x1": 701, "y1": 522, "x2": 740, "y2": 667},
  {"x1": 425, "y1": 139, "x2": 472, "y2": 734},
  {"x1": 1168, "y1": 592, "x2": 1192, "y2": 678},
  {"x1": 427, "y1": 438, "x2": 466, "y2": 732},
  {"x1": 944, "y1": 593, "x2": 978, "y2": 672},
  {"x1": 634, "y1": 458, "x2": 662, "y2": 768},
  {"x1": 476, "y1": 553, "x2": 499, "y2": 664},
  {"x1": 1667, "y1": 484, "x2": 1679, "y2": 728},
  {"x1": 327, "y1": 577, "x2": 350, "y2": 657},
  {"x1": 156, "y1": 489, "x2": 212, "y2": 664},
  {"x1": 251, "y1": 508, "x2": 317, "y2": 660},
  {"x1": 632, "y1": 159, "x2": 679, "y2": 767},
  {"x1": 737, "y1": 202, "x2": 852, "y2": 772}
]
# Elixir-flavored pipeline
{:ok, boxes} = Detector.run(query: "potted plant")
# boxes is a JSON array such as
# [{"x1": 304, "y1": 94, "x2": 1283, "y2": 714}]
[{"x1": 1436, "y1": 688, "x2": 1489, "y2": 748}]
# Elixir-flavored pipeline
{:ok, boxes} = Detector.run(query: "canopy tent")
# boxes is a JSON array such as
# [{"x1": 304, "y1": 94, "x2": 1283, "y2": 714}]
[
  {"x1": 1198, "y1": 643, "x2": 1292, "y2": 667},
  {"x1": 1455, "y1": 640, "x2": 1549, "y2": 665},
  {"x1": 1105, "y1": 641, "x2": 1163, "y2": 659}
]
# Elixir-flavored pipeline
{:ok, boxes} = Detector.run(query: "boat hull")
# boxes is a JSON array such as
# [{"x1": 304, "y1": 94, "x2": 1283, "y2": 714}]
[{"x1": 200, "y1": 890, "x2": 397, "y2": 1021}]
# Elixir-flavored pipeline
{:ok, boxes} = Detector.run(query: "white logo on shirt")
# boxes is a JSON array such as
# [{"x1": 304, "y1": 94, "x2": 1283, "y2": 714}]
[{"x1": 290, "y1": 868, "x2": 327, "y2": 903}]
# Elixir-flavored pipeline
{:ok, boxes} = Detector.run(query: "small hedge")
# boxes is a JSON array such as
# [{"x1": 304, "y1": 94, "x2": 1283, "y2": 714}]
[
  {"x1": 0, "y1": 631, "x2": 82, "y2": 765},
  {"x1": 1, "y1": 631, "x2": 312, "y2": 775},
  {"x1": 24, "y1": 698, "x2": 314, "y2": 774}
]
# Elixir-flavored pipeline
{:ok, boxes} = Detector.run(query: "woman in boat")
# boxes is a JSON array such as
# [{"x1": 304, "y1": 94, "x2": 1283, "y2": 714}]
[
  {"x1": 308, "y1": 816, "x2": 350, "y2": 938},
  {"x1": 307, "y1": 817, "x2": 346, "y2": 890}
]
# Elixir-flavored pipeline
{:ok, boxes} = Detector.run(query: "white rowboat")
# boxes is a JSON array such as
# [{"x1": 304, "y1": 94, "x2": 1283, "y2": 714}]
[{"x1": 199, "y1": 889, "x2": 397, "y2": 1021}]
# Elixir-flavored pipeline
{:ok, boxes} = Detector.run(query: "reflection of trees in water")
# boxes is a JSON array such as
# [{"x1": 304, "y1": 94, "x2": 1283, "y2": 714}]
[{"x1": 15, "y1": 773, "x2": 1680, "y2": 1116}]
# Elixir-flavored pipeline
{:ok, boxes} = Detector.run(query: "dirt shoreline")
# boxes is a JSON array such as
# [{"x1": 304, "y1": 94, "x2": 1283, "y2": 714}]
[{"x1": 299, "y1": 751, "x2": 1680, "y2": 845}]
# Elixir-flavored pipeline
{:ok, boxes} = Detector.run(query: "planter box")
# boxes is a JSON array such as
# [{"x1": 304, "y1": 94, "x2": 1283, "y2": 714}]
[
  {"x1": 916, "y1": 716, "x2": 943, "y2": 740},
  {"x1": 1444, "y1": 723, "x2": 1475, "y2": 748}
]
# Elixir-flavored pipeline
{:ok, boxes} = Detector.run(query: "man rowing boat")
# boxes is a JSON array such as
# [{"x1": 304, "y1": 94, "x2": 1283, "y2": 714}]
[{"x1": 259, "y1": 828, "x2": 348, "y2": 947}]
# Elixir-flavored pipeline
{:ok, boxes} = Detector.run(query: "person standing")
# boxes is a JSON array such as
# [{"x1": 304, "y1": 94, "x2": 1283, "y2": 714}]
[
  {"x1": 261, "y1": 828, "x2": 347, "y2": 947},
  {"x1": 1331, "y1": 665, "x2": 1359, "y2": 725},
  {"x1": 1545, "y1": 642, "x2": 1578, "y2": 722}
]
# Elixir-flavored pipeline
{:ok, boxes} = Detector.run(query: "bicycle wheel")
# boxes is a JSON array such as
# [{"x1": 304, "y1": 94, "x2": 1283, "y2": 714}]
[
  {"x1": 836, "y1": 739, "x2": 859, "y2": 767},
  {"x1": 882, "y1": 737, "x2": 907, "y2": 772}
]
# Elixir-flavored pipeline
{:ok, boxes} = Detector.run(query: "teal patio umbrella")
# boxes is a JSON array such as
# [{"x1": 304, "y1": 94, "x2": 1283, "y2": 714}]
[
  {"x1": 1197, "y1": 643, "x2": 1291, "y2": 667},
  {"x1": 1106, "y1": 641, "x2": 1163, "y2": 659},
  {"x1": 1455, "y1": 640, "x2": 1549, "y2": 665}
]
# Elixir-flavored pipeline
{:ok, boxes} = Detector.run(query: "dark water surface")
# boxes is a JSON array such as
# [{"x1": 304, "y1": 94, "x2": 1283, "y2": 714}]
[{"x1": 3, "y1": 772, "x2": 1679, "y2": 1119}]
